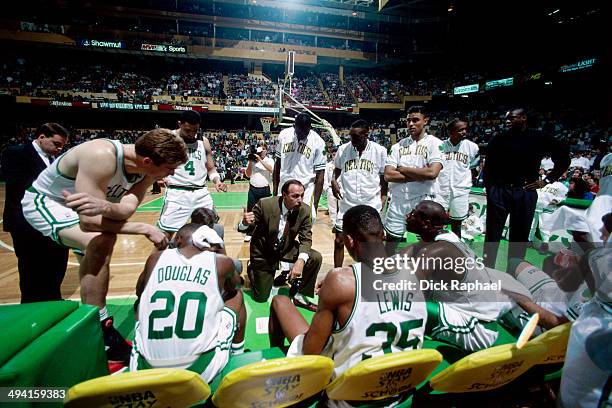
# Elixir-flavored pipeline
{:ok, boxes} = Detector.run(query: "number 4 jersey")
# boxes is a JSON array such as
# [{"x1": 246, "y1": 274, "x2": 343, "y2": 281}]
[
  {"x1": 135, "y1": 249, "x2": 224, "y2": 362},
  {"x1": 167, "y1": 129, "x2": 208, "y2": 188},
  {"x1": 329, "y1": 263, "x2": 427, "y2": 378}
]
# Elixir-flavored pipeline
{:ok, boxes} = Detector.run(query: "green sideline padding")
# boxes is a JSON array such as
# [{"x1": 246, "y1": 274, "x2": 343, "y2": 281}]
[
  {"x1": 0, "y1": 302, "x2": 108, "y2": 407},
  {"x1": 0, "y1": 301, "x2": 78, "y2": 366},
  {"x1": 560, "y1": 197, "x2": 593, "y2": 209},
  {"x1": 469, "y1": 187, "x2": 592, "y2": 209}
]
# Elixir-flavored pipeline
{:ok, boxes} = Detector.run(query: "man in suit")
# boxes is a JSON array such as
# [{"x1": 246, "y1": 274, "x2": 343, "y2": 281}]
[
  {"x1": 1, "y1": 123, "x2": 69, "y2": 302},
  {"x1": 239, "y1": 179, "x2": 322, "y2": 309}
]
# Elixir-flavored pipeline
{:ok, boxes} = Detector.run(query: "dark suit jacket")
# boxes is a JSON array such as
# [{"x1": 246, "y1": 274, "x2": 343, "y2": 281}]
[
  {"x1": 249, "y1": 196, "x2": 313, "y2": 264},
  {"x1": 2, "y1": 142, "x2": 47, "y2": 232}
]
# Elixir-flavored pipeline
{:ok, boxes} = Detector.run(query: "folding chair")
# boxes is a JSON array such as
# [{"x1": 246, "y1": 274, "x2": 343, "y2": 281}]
[
  {"x1": 325, "y1": 349, "x2": 443, "y2": 404},
  {"x1": 64, "y1": 368, "x2": 211, "y2": 408},
  {"x1": 212, "y1": 355, "x2": 334, "y2": 408}
]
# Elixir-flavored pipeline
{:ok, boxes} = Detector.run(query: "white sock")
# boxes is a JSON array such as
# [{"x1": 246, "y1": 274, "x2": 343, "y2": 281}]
[
  {"x1": 99, "y1": 306, "x2": 109, "y2": 321},
  {"x1": 231, "y1": 340, "x2": 245, "y2": 355}
]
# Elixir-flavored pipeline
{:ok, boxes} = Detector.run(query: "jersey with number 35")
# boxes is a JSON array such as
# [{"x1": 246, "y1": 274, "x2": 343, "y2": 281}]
[
  {"x1": 166, "y1": 129, "x2": 208, "y2": 188},
  {"x1": 328, "y1": 263, "x2": 427, "y2": 378},
  {"x1": 135, "y1": 249, "x2": 223, "y2": 361}
]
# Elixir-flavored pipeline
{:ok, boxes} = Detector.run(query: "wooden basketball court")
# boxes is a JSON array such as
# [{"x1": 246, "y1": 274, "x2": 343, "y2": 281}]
[{"x1": 0, "y1": 182, "x2": 343, "y2": 304}]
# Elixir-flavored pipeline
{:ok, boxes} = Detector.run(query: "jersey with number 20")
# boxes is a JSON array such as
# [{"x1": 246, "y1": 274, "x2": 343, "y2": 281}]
[{"x1": 136, "y1": 249, "x2": 223, "y2": 362}]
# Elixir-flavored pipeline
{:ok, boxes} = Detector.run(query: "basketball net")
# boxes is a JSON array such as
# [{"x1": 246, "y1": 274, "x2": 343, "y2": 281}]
[
  {"x1": 260, "y1": 117, "x2": 274, "y2": 133},
  {"x1": 276, "y1": 74, "x2": 341, "y2": 146}
]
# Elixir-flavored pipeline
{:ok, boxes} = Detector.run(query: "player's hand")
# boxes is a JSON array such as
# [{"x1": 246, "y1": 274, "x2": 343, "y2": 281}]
[
  {"x1": 330, "y1": 180, "x2": 343, "y2": 200},
  {"x1": 215, "y1": 181, "x2": 228, "y2": 192},
  {"x1": 395, "y1": 167, "x2": 412, "y2": 181},
  {"x1": 157, "y1": 178, "x2": 168, "y2": 187},
  {"x1": 524, "y1": 179, "x2": 546, "y2": 191},
  {"x1": 242, "y1": 207, "x2": 255, "y2": 225},
  {"x1": 62, "y1": 190, "x2": 109, "y2": 216},
  {"x1": 315, "y1": 280, "x2": 323, "y2": 295},
  {"x1": 289, "y1": 259, "x2": 305, "y2": 281},
  {"x1": 146, "y1": 226, "x2": 169, "y2": 250}
]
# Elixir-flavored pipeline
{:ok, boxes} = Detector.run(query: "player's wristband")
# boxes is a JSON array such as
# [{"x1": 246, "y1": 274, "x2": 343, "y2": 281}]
[{"x1": 208, "y1": 172, "x2": 221, "y2": 183}]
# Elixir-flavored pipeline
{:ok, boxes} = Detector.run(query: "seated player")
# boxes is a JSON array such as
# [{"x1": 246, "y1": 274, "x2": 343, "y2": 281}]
[
  {"x1": 191, "y1": 207, "x2": 225, "y2": 241},
  {"x1": 402, "y1": 201, "x2": 562, "y2": 351},
  {"x1": 505, "y1": 256, "x2": 588, "y2": 330},
  {"x1": 269, "y1": 205, "x2": 427, "y2": 406},
  {"x1": 560, "y1": 213, "x2": 612, "y2": 408},
  {"x1": 190, "y1": 207, "x2": 241, "y2": 273},
  {"x1": 131, "y1": 223, "x2": 246, "y2": 382}
]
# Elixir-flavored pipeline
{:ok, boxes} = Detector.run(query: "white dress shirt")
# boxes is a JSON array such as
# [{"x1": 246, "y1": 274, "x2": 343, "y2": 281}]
[
  {"x1": 32, "y1": 141, "x2": 53, "y2": 167},
  {"x1": 239, "y1": 201, "x2": 309, "y2": 263},
  {"x1": 278, "y1": 202, "x2": 309, "y2": 262}
]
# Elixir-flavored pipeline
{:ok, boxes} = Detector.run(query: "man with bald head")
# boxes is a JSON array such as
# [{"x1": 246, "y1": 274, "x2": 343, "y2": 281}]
[
  {"x1": 402, "y1": 200, "x2": 564, "y2": 351},
  {"x1": 483, "y1": 108, "x2": 569, "y2": 270}
]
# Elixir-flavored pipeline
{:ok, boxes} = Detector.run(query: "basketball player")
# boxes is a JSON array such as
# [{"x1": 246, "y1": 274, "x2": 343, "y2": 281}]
[
  {"x1": 559, "y1": 213, "x2": 611, "y2": 408},
  {"x1": 191, "y1": 207, "x2": 243, "y2": 274},
  {"x1": 384, "y1": 106, "x2": 443, "y2": 253},
  {"x1": 273, "y1": 113, "x2": 326, "y2": 220},
  {"x1": 131, "y1": 223, "x2": 246, "y2": 381},
  {"x1": 506, "y1": 257, "x2": 588, "y2": 329},
  {"x1": 21, "y1": 129, "x2": 188, "y2": 363},
  {"x1": 269, "y1": 205, "x2": 426, "y2": 407},
  {"x1": 158, "y1": 110, "x2": 227, "y2": 236},
  {"x1": 403, "y1": 201, "x2": 562, "y2": 351},
  {"x1": 435, "y1": 119, "x2": 479, "y2": 238},
  {"x1": 331, "y1": 120, "x2": 387, "y2": 267}
]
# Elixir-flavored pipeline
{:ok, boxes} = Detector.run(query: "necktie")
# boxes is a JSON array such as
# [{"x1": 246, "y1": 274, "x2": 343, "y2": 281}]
[
  {"x1": 278, "y1": 211, "x2": 291, "y2": 250},
  {"x1": 283, "y1": 211, "x2": 291, "y2": 236}
]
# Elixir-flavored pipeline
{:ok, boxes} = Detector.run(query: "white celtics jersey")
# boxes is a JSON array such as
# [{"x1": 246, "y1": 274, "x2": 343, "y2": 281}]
[
  {"x1": 32, "y1": 139, "x2": 145, "y2": 203},
  {"x1": 437, "y1": 139, "x2": 479, "y2": 195},
  {"x1": 328, "y1": 263, "x2": 426, "y2": 378},
  {"x1": 562, "y1": 282, "x2": 591, "y2": 321},
  {"x1": 136, "y1": 249, "x2": 223, "y2": 362},
  {"x1": 334, "y1": 140, "x2": 386, "y2": 210},
  {"x1": 167, "y1": 130, "x2": 208, "y2": 188},
  {"x1": 275, "y1": 127, "x2": 326, "y2": 191},
  {"x1": 536, "y1": 181, "x2": 568, "y2": 209},
  {"x1": 386, "y1": 134, "x2": 444, "y2": 200},
  {"x1": 598, "y1": 153, "x2": 612, "y2": 196}
]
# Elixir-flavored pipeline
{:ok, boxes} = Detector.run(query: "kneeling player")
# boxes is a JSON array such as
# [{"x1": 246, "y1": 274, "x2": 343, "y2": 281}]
[
  {"x1": 269, "y1": 205, "x2": 426, "y2": 407},
  {"x1": 131, "y1": 223, "x2": 246, "y2": 382}
]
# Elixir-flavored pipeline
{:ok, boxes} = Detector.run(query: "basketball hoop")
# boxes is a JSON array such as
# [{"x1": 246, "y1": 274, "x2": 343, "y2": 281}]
[{"x1": 260, "y1": 116, "x2": 275, "y2": 133}]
